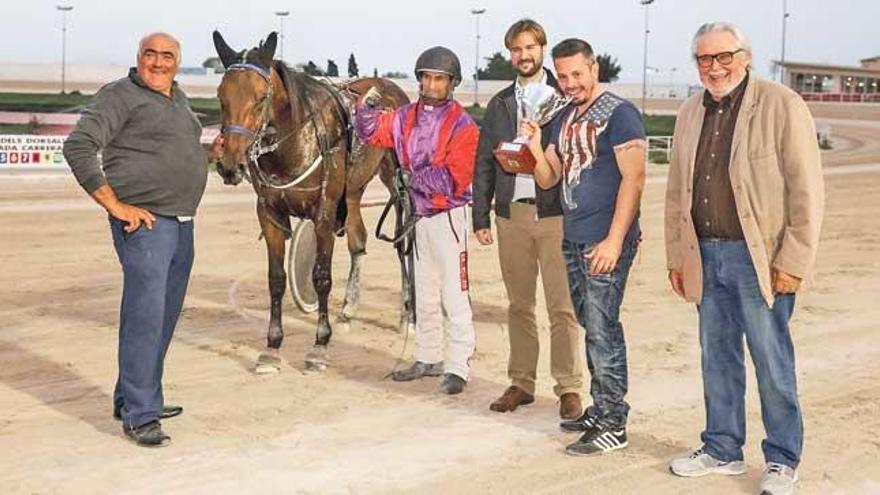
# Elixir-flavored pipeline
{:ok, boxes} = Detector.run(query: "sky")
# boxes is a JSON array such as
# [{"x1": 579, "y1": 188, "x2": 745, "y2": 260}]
[{"x1": 4, "y1": 0, "x2": 878, "y2": 85}]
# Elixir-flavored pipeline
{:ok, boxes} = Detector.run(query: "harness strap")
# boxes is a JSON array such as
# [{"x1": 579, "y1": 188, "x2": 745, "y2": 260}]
[
  {"x1": 221, "y1": 124, "x2": 256, "y2": 137},
  {"x1": 228, "y1": 62, "x2": 271, "y2": 80}
]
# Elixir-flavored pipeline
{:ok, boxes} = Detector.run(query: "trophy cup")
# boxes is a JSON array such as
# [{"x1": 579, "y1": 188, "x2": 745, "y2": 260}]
[{"x1": 493, "y1": 83, "x2": 570, "y2": 175}]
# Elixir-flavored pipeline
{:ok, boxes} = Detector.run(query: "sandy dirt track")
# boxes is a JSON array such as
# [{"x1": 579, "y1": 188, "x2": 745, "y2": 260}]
[{"x1": 1, "y1": 126, "x2": 879, "y2": 494}]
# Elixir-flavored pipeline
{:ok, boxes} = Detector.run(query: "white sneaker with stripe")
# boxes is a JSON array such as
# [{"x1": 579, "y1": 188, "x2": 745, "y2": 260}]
[{"x1": 669, "y1": 448, "x2": 747, "y2": 477}]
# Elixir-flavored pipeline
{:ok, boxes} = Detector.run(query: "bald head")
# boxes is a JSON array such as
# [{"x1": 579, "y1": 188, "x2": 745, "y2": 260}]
[
  {"x1": 136, "y1": 32, "x2": 181, "y2": 96},
  {"x1": 138, "y1": 32, "x2": 181, "y2": 63}
]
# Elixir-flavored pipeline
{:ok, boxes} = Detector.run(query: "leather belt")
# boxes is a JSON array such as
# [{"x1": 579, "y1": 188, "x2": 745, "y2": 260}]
[{"x1": 514, "y1": 198, "x2": 536, "y2": 205}]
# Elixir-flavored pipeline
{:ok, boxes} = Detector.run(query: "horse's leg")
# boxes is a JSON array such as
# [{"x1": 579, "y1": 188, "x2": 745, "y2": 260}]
[
  {"x1": 338, "y1": 185, "x2": 368, "y2": 333},
  {"x1": 304, "y1": 198, "x2": 338, "y2": 372},
  {"x1": 378, "y1": 153, "x2": 416, "y2": 335},
  {"x1": 255, "y1": 204, "x2": 290, "y2": 374}
]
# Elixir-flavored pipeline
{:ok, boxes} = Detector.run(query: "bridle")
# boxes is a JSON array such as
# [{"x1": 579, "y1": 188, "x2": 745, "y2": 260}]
[
  {"x1": 219, "y1": 62, "x2": 325, "y2": 190},
  {"x1": 219, "y1": 63, "x2": 291, "y2": 175},
  {"x1": 220, "y1": 62, "x2": 351, "y2": 192},
  {"x1": 220, "y1": 62, "x2": 273, "y2": 141}
]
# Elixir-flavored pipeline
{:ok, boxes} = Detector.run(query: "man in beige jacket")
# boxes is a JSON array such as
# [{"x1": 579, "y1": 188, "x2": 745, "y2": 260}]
[{"x1": 664, "y1": 23, "x2": 824, "y2": 495}]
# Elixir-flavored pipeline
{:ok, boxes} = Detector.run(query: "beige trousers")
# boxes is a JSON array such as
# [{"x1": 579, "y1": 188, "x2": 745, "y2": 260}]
[{"x1": 496, "y1": 202, "x2": 583, "y2": 397}]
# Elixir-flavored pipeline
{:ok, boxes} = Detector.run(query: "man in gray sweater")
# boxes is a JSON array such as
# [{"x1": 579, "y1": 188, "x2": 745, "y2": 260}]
[{"x1": 64, "y1": 32, "x2": 220, "y2": 447}]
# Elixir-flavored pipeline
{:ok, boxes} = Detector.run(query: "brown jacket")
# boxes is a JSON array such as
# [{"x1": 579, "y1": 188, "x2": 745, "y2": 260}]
[{"x1": 664, "y1": 75, "x2": 825, "y2": 306}]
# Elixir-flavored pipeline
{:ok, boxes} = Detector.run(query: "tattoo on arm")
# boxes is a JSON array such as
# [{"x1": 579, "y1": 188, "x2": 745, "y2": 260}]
[{"x1": 613, "y1": 139, "x2": 647, "y2": 153}]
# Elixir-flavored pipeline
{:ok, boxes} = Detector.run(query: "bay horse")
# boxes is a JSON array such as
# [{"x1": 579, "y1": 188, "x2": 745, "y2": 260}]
[{"x1": 211, "y1": 31, "x2": 413, "y2": 372}]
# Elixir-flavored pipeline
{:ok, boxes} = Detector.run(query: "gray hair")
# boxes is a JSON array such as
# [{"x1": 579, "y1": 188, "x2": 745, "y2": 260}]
[
  {"x1": 691, "y1": 22, "x2": 752, "y2": 55},
  {"x1": 137, "y1": 32, "x2": 181, "y2": 63}
]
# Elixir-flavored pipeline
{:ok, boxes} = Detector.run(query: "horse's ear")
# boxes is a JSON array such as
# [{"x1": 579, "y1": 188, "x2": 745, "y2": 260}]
[
  {"x1": 213, "y1": 30, "x2": 238, "y2": 68},
  {"x1": 259, "y1": 32, "x2": 278, "y2": 65}
]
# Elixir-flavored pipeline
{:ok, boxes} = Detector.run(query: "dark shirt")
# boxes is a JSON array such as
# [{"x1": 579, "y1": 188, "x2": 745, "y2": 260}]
[
  {"x1": 547, "y1": 92, "x2": 645, "y2": 245},
  {"x1": 472, "y1": 69, "x2": 564, "y2": 231},
  {"x1": 691, "y1": 73, "x2": 749, "y2": 240},
  {"x1": 63, "y1": 68, "x2": 208, "y2": 217}
]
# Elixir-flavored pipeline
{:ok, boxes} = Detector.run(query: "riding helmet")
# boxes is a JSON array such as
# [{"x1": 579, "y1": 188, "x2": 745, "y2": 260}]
[{"x1": 414, "y1": 46, "x2": 462, "y2": 87}]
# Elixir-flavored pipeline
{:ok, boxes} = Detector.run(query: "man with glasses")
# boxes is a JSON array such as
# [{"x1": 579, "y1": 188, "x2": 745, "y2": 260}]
[{"x1": 665, "y1": 23, "x2": 824, "y2": 495}]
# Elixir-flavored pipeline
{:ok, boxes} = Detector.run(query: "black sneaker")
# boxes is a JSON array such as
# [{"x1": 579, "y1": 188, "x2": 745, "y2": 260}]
[
  {"x1": 564, "y1": 425, "x2": 627, "y2": 456},
  {"x1": 123, "y1": 421, "x2": 171, "y2": 448},
  {"x1": 560, "y1": 409, "x2": 600, "y2": 433},
  {"x1": 114, "y1": 405, "x2": 184, "y2": 421}
]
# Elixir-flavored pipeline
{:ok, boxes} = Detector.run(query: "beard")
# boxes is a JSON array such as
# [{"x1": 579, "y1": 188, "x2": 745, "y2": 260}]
[
  {"x1": 566, "y1": 85, "x2": 591, "y2": 105},
  {"x1": 515, "y1": 59, "x2": 541, "y2": 78},
  {"x1": 704, "y1": 71, "x2": 747, "y2": 99}
]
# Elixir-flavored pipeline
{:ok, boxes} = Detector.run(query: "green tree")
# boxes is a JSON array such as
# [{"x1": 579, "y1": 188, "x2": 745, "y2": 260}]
[
  {"x1": 348, "y1": 53, "x2": 359, "y2": 77},
  {"x1": 297, "y1": 61, "x2": 324, "y2": 76},
  {"x1": 596, "y1": 53, "x2": 622, "y2": 83},
  {"x1": 476, "y1": 52, "x2": 516, "y2": 81},
  {"x1": 382, "y1": 71, "x2": 408, "y2": 79},
  {"x1": 202, "y1": 56, "x2": 224, "y2": 73},
  {"x1": 326, "y1": 59, "x2": 339, "y2": 77}
]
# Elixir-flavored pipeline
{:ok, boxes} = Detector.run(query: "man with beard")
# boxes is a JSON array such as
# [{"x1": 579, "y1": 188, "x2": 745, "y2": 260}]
[
  {"x1": 520, "y1": 38, "x2": 646, "y2": 456},
  {"x1": 665, "y1": 23, "x2": 823, "y2": 495},
  {"x1": 63, "y1": 33, "x2": 221, "y2": 447},
  {"x1": 355, "y1": 47, "x2": 479, "y2": 395},
  {"x1": 472, "y1": 19, "x2": 584, "y2": 420}
]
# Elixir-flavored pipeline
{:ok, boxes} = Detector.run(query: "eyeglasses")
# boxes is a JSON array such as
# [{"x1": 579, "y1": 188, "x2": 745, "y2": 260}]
[{"x1": 694, "y1": 49, "x2": 744, "y2": 68}]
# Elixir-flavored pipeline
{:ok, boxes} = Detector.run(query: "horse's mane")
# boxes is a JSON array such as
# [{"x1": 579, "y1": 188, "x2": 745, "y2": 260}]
[
  {"x1": 272, "y1": 60, "x2": 351, "y2": 139},
  {"x1": 234, "y1": 46, "x2": 350, "y2": 151}
]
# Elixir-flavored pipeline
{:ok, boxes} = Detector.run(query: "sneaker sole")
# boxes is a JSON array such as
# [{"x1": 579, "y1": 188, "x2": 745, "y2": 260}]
[
  {"x1": 668, "y1": 463, "x2": 747, "y2": 478},
  {"x1": 125, "y1": 436, "x2": 172, "y2": 448},
  {"x1": 564, "y1": 441, "x2": 628, "y2": 457}
]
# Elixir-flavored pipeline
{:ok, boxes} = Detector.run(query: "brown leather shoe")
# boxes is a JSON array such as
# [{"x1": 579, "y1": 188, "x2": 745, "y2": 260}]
[
  {"x1": 559, "y1": 393, "x2": 583, "y2": 420},
  {"x1": 489, "y1": 385, "x2": 535, "y2": 413}
]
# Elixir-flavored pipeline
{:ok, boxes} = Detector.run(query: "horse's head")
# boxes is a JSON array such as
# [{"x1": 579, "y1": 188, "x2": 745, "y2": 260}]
[{"x1": 212, "y1": 30, "x2": 278, "y2": 185}]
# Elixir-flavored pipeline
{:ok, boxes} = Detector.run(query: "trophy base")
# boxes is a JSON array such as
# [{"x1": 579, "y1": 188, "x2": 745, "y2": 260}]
[{"x1": 493, "y1": 141, "x2": 537, "y2": 175}]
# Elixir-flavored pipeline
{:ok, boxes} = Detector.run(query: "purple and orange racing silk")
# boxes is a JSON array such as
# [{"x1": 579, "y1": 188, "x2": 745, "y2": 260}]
[{"x1": 355, "y1": 99, "x2": 479, "y2": 217}]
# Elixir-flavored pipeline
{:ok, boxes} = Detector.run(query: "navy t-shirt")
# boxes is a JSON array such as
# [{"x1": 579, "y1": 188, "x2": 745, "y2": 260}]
[{"x1": 547, "y1": 92, "x2": 645, "y2": 245}]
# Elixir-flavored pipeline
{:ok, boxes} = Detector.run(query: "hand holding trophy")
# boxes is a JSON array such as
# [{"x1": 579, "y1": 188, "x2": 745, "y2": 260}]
[{"x1": 493, "y1": 83, "x2": 570, "y2": 175}]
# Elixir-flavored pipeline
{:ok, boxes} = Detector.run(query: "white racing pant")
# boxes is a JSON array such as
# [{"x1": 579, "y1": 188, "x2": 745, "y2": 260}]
[{"x1": 413, "y1": 205, "x2": 476, "y2": 380}]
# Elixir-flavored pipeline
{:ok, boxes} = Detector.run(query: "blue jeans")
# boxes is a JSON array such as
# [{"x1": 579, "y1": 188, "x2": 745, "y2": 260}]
[
  {"x1": 110, "y1": 216, "x2": 194, "y2": 429},
  {"x1": 698, "y1": 239, "x2": 802, "y2": 469},
  {"x1": 562, "y1": 237, "x2": 637, "y2": 429}
]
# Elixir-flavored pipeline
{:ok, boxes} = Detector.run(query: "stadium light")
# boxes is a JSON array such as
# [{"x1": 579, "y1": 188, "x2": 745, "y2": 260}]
[
  {"x1": 470, "y1": 8, "x2": 486, "y2": 107},
  {"x1": 56, "y1": 4, "x2": 74, "y2": 94},
  {"x1": 640, "y1": 0, "x2": 655, "y2": 115},
  {"x1": 779, "y1": 0, "x2": 790, "y2": 83},
  {"x1": 275, "y1": 11, "x2": 290, "y2": 62}
]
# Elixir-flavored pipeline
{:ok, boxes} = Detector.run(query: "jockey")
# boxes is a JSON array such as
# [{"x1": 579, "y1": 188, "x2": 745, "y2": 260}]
[{"x1": 355, "y1": 46, "x2": 479, "y2": 395}]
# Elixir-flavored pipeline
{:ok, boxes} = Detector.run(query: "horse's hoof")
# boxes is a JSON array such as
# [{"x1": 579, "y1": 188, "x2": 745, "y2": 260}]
[
  {"x1": 336, "y1": 319, "x2": 351, "y2": 334},
  {"x1": 304, "y1": 345, "x2": 329, "y2": 372},
  {"x1": 255, "y1": 350, "x2": 282, "y2": 375},
  {"x1": 341, "y1": 304, "x2": 359, "y2": 321}
]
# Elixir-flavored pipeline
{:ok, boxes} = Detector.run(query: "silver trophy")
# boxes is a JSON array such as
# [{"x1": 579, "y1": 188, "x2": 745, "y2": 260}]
[
  {"x1": 494, "y1": 83, "x2": 571, "y2": 174},
  {"x1": 520, "y1": 83, "x2": 571, "y2": 129}
]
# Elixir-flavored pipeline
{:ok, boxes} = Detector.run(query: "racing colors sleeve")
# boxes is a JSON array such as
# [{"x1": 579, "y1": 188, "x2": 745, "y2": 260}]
[
  {"x1": 437, "y1": 108, "x2": 479, "y2": 197},
  {"x1": 354, "y1": 103, "x2": 397, "y2": 149}
]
